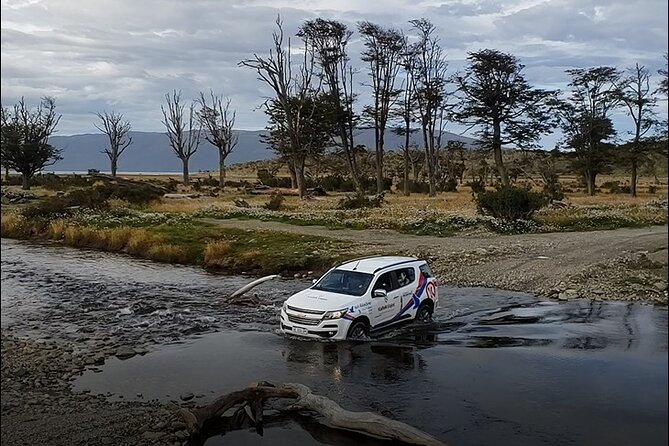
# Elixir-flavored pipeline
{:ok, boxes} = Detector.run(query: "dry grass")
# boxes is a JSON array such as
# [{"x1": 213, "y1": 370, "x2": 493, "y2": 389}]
[
  {"x1": 146, "y1": 243, "x2": 189, "y2": 263},
  {"x1": 203, "y1": 240, "x2": 233, "y2": 265},
  {"x1": 1, "y1": 213, "x2": 26, "y2": 237}
]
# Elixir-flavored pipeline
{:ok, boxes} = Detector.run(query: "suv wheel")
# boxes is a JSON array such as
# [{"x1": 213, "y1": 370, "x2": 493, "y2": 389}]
[
  {"x1": 415, "y1": 303, "x2": 433, "y2": 323},
  {"x1": 347, "y1": 320, "x2": 369, "y2": 340}
]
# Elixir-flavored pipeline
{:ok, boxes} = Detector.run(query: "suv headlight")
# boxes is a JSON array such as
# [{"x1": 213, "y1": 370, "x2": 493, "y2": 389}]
[
  {"x1": 282, "y1": 301, "x2": 288, "y2": 312},
  {"x1": 323, "y1": 309, "x2": 348, "y2": 319}
]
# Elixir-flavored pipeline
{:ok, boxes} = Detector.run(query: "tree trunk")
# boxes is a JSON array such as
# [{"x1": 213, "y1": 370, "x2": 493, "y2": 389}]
[
  {"x1": 423, "y1": 126, "x2": 436, "y2": 197},
  {"x1": 182, "y1": 157, "x2": 190, "y2": 186},
  {"x1": 5, "y1": 167, "x2": 10, "y2": 183},
  {"x1": 585, "y1": 170, "x2": 597, "y2": 196},
  {"x1": 21, "y1": 173, "x2": 31, "y2": 190},
  {"x1": 294, "y1": 157, "x2": 307, "y2": 199},
  {"x1": 288, "y1": 163, "x2": 297, "y2": 189},
  {"x1": 375, "y1": 148, "x2": 384, "y2": 194},
  {"x1": 110, "y1": 158, "x2": 118, "y2": 178},
  {"x1": 403, "y1": 124, "x2": 411, "y2": 196},
  {"x1": 492, "y1": 121, "x2": 509, "y2": 187},
  {"x1": 219, "y1": 157, "x2": 226, "y2": 190},
  {"x1": 630, "y1": 158, "x2": 638, "y2": 197}
]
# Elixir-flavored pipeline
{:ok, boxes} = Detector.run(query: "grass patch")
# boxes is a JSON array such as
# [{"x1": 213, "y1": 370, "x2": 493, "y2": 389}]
[{"x1": 1, "y1": 213, "x2": 358, "y2": 275}]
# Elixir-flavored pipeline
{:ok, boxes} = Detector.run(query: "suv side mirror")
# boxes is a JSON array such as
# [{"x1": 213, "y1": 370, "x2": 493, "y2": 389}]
[{"x1": 373, "y1": 289, "x2": 387, "y2": 298}]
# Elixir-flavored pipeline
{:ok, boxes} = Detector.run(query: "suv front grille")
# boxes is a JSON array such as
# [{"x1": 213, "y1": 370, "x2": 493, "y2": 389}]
[{"x1": 287, "y1": 314, "x2": 321, "y2": 326}]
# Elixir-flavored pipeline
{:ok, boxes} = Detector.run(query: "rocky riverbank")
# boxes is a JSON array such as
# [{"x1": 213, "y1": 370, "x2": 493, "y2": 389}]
[{"x1": 0, "y1": 335, "x2": 194, "y2": 446}]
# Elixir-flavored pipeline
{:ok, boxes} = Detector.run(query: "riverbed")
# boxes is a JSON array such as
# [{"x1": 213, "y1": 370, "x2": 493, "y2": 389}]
[{"x1": 1, "y1": 238, "x2": 667, "y2": 446}]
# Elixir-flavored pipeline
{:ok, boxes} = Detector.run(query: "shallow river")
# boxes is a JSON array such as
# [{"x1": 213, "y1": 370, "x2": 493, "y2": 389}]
[{"x1": 1, "y1": 238, "x2": 667, "y2": 446}]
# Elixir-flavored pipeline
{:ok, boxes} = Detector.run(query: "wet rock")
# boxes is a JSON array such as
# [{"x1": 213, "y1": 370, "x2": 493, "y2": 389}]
[
  {"x1": 653, "y1": 281, "x2": 668, "y2": 292},
  {"x1": 114, "y1": 346, "x2": 137, "y2": 360},
  {"x1": 179, "y1": 392, "x2": 194, "y2": 402}
]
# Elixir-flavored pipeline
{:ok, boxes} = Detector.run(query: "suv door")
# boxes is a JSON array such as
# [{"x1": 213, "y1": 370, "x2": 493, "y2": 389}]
[
  {"x1": 371, "y1": 272, "x2": 401, "y2": 327},
  {"x1": 393, "y1": 266, "x2": 417, "y2": 311}
]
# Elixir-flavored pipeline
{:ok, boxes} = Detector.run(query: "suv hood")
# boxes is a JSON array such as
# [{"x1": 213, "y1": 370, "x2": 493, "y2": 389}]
[{"x1": 285, "y1": 289, "x2": 359, "y2": 312}]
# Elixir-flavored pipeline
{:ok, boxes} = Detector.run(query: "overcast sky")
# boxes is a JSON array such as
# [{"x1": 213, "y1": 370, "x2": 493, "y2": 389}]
[{"x1": 1, "y1": 0, "x2": 667, "y2": 148}]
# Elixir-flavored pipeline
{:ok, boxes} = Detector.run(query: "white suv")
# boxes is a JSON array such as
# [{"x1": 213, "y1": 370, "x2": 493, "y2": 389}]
[{"x1": 279, "y1": 256, "x2": 439, "y2": 340}]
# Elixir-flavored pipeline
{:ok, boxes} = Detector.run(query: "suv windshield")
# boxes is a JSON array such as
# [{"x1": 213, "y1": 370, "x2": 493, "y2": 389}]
[{"x1": 312, "y1": 269, "x2": 374, "y2": 297}]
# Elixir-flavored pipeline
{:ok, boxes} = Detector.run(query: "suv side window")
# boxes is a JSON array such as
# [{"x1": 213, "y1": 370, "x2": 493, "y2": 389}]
[
  {"x1": 373, "y1": 272, "x2": 395, "y2": 293},
  {"x1": 393, "y1": 267, "x2": 416, "y2": 288},
  {"x1": 419, "y1": 263, "x2": 433, "y2": 278}
]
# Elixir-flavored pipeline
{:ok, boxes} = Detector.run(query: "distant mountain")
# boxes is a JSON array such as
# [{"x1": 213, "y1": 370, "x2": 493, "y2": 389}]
[{"x1": 48, "y1": 129, "x2": 478, "y2": 173}]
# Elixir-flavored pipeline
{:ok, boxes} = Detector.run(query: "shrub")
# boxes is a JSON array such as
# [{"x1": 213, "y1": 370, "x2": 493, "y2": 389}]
[
  {"x1": 264, "y1": 192, "x2": 285, "y2": 211},
  {"x1": 438, "y1": 177, "x2": 458, "y2": 192},
  {"x1": 466, "y1": 180, "x2": 486, "y2": 195},
  {"x1": 337, "y1": 192, "x2": 385, "y2": 210},
  {"x1": 475, "y1": 186, "x2": 547, "y2": 221}
]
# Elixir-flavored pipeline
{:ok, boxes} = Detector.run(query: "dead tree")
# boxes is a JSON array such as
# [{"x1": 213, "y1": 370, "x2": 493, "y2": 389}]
[
  {"x1": 410, "y1": 19, "x2": 448, "y2": 197},
  {"x1": 161, "y1": 90, "x2": 201, "y2": 186},
  {"x1": 179, "y1": 382, "x2": 450, "y2": 446},
  {"x1": 197, "y1": 91, "x2": 239, "y2": 190},
  {"x1": 240, "y1": 16, "x2": 320, "y2": 198},
  {"x1": 358, "y1": 21, "x2": 404, "y2": 194},
  {"x1": 94, "y1": 111, "x2": 132, "y2": 177}
]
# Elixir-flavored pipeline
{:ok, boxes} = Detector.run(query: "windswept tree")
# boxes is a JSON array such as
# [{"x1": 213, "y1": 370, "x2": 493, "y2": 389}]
[
  {"x1": 558, "y1": 67, "x2": 621, "y2": 195},
  {"x1": 617, "y1": 64, "x2": 659, "y2": 196},
  {"x1": 451, "y1": 49, "x2": 557, "y2": 187},
  {"x1": 358, "y1": 21, "x2": 404, "y2": 194},
  {"x1": 0, "y1": 97, "x2": 61, "y2": 190},
  {"x1": 298, "y1": 18, "x2": 363, "y2": 193},
  {"x1": 94, "y1": 111, "x2": 132, "y2": 177},
  {"x1": 409, "y1": 19, "x2": 448, "y2": 197},
  {"x1": 161, "y1": 90, "x2": 201, "y2": 186},
  {"x1": 197, "y1": 91, "x2": 238, "y2": 189}
]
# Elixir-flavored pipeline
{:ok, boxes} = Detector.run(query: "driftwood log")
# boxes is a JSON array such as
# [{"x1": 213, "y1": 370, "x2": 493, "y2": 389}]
[
  {"x1": 178, "y1": 382, "x2": 450, "y2": 446},
  {"x1": 89, "y1": 173, "x2": 169, "y2": 194}
]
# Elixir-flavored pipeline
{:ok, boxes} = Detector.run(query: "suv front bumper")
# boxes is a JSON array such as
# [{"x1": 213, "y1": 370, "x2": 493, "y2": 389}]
[{"x1": 279, "y1": 309, "x2": 351, "y2": 340}]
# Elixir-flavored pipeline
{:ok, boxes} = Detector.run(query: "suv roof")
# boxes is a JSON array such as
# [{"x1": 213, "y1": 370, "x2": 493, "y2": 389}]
[{"x1": 336, "y1": 256, "x2": 419, "y2": 274}]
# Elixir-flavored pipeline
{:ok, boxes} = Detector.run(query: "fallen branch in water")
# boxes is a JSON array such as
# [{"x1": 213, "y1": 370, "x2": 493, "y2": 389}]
[
  {"x1": 227, "y1": 274, "x2": 279, "y2": 303},
  {"x1": 178, "y1": 382, "x2": 450, "y2": 446}
]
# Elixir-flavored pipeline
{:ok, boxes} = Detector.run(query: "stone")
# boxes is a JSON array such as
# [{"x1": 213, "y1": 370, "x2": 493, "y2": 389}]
[
  {"x1": 179, "y1": 392, "x2": 194, "y2": 402},
  {"x1": 114, "y1": 346, "x2": 136, "y2": 360},
  {"x1": 653, "y1": 281, "x2": 668, "y2": 292}
]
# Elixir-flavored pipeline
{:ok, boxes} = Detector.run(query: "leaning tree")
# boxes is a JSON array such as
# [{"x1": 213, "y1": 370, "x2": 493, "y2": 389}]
[
  {"x1": 0, "y1": 97, "x2": 61, "y2": 190},
  {"x1": 197, "y1": 91, "x2": 238, "y2": 190},
  {"x1": 241, "y1": 17, "x2": 323, "y2": 198},
  {"x1": 161, "y1": 90, "x2": 201, "y2": 186},
  {"x1": 94, "y1": 111, "x2": 132, "y2": 177},
  {"x1": 451, "y1": 49, "x2": 557, "y2": 187}
]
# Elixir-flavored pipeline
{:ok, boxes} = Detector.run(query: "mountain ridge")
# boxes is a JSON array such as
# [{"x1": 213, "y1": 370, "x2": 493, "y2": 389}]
[{"x1": 48, "y1": 129, "x2": 478, "y2": 172}]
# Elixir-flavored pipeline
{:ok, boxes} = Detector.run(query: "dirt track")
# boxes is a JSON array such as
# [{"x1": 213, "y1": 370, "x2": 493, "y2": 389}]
[{"x1": 203, "y1": 218, "x2": 669, "y2": 304}]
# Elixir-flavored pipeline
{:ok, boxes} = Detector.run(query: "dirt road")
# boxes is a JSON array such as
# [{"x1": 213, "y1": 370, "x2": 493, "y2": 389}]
[{"x1": 203, "y1": 218, "x2": 668, "y2": 304}]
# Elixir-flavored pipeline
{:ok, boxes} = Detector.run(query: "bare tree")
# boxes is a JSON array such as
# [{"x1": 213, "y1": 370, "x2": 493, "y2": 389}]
[
  {"x1": 298, "y1": 18, "x2": 363, "y2": 194},
  {"x1": 617, "y1": 64, "x2": 659, "y2": 196},
  {"x1": 1, "y1": 97, "x2": 61, "y2": 190},
  {"x1": 240, "y1": 16, "x2": 319, "y2": 198},
  {"x1": 94, "y1": 111, "x2": 132, "y2": 177},
  {"x1": 396, "y1": 38, "x2": 419, "y2": 196},
  {"x1": 197, "y1": 91, "x2": 239, "y2": 190},
  {"x1": 358, "y1": 21, "x2": 405, "y2": 194},
  {"x1": 658, "y1": 53, "x2": 668, "y2": 97},
  {"x1": 161, "y1": 90, "x2": 201, "y2": 186},
  {"x1": 409, "y1": 19, "x2": 448, "y2": 197}
]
